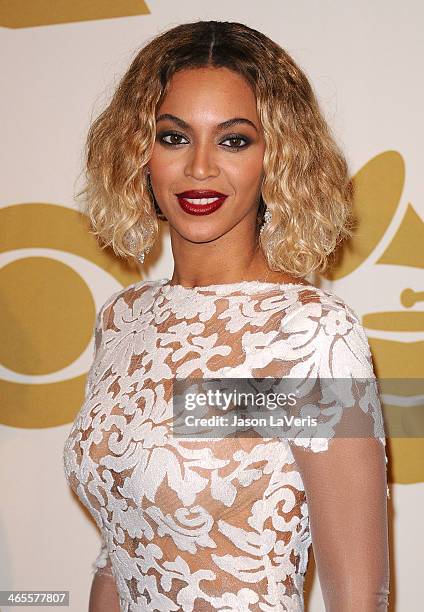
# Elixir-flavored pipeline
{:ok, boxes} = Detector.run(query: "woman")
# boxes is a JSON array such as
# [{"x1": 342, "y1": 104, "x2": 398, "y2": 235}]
[{"x1": 63, "y1": 20, "x2": 390, "y2": 611}]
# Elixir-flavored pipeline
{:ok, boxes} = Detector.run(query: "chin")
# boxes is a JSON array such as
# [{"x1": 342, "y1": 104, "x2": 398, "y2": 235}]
[{"x1": 176, "y1": 225, "x2": 227, "y2": 244}]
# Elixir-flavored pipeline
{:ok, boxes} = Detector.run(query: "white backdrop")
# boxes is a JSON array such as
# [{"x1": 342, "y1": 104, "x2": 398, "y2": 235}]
[{"x1": 1, "y1": 1, "x2": 423, "y2": 610}]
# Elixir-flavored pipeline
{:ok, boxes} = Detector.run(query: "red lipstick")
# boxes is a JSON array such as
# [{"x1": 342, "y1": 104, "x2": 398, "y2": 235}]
[{"x1": 175, "y1": 190, "x2": 228, "y2": 216}]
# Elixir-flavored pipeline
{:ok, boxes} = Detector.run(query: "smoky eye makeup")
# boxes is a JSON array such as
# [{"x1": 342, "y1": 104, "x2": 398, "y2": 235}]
[
  {"x1": 157, "y1": 130, "x2": 188, "y2": 145},
  {"x1": 156, "y1": 130, "x2": 252, "y2": 149},
  {"x1": 221, "y1": 133, "x2": 252, "y2": 148}
]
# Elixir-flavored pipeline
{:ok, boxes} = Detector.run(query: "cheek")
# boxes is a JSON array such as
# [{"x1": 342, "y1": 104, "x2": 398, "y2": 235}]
[
  {"x1": 148, "y1": 145, "x2": 165, "y2": 172},
  {"x1": 149, "y1": 148, "x2": 181, "y2": 184},
  {"x1": 230, "y1": 157, "x2": 264, "y2": 191},
  {"x1": 149, "y1": 141, "x2": 174, "y2": 165}
]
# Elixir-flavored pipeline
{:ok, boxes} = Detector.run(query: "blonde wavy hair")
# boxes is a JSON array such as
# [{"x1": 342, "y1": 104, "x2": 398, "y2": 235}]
[{"x1": 77, "y1": 20, "x2": 354, "y2": 277}]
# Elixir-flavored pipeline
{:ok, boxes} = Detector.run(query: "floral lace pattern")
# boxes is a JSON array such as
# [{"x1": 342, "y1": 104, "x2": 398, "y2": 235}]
[{"x1": 63, "y1": 279, "x2": 388, "y2": 611}]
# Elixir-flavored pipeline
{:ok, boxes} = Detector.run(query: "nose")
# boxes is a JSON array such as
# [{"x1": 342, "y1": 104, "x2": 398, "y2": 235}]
[{"x1": 184, "y1": 142, "x2": 219, "y2": 180}]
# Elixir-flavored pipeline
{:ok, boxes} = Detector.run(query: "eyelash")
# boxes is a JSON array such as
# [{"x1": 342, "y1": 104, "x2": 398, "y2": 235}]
[{"x1": 158, "y1": 130, "x2": 251, "y2": 150}]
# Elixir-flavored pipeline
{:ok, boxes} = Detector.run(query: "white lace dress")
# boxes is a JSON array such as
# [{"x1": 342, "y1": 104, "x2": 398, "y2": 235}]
[{"x1": 63, "y1": 279, "x2": 389, "y2": 611}]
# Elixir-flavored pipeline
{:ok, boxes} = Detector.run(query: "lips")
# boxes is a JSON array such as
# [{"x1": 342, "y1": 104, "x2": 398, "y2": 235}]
[
  {"x1": 176, "y1": 190, "x2": 227, "y2": 198},
  {"x1": 175, "y1": 190, "x2": 228, "y2": 216}
]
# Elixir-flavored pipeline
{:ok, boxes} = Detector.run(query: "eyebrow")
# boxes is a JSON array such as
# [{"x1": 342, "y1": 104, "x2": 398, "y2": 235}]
[{"x1": 155, "y1": 113, "x2": 258, "y2": 133}]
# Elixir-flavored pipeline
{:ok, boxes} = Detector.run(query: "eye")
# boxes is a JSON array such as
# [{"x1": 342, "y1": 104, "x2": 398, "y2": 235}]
[
  {"x1": 220, "y1": 135, "x2": 250, "y2": 149},
  {"x1": 159, "y1": 131, "x2": 189, "y2": 146}
]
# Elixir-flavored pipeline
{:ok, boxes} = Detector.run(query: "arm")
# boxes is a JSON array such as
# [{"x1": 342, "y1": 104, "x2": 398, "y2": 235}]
[
  {"x1": 284, "y1": 298, "x2": 390, "y2": 609},
  {"x1": 64, "y1": 293, "x2": 124, "y2": 612},
  {"x1": 89, "y1": 563, "x2": 121, "y2": 612},
  {"x1": 291, "y1": 436, "x2": 389, "y2": 611},
  {"x1": 82, "y1": 307, "x2": 121, "y2": 612},
  {"x1": 89, "y1": 538, "x2": 120, "y2": 612}
]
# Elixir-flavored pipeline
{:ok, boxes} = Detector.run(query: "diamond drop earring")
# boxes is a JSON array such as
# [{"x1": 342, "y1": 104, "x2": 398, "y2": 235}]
[
  {"x1": 137, "y1": 244, "x2": 150, "y2": 264},
  {"x1": 126, "y1": 233, "x2": 151, "y2": 264},
  {"x1": 259, "y1": 206, "x2": 272, "y2": 235},
  {"x1": 128, "y1": 168, "x2": 157, "y2": 264},
  {"x1": 125, "y1": 167, "x2": 154, "y2": 264}
]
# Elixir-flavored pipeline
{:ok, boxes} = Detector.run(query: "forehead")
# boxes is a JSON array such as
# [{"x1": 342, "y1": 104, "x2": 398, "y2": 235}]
[{"x1": 157, "y1": 67, "x2": 259, "y2": 124}]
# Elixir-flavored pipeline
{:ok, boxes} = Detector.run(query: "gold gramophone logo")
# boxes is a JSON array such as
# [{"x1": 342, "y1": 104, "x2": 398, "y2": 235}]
[{"x1": 326, "y1": 150, "x2": 424, "y2": 484}]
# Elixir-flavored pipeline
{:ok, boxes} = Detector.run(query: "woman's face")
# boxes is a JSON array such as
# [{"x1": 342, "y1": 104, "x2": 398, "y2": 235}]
[{"x1": 148, "y1": 67, "x2": 266, "y2": 244}]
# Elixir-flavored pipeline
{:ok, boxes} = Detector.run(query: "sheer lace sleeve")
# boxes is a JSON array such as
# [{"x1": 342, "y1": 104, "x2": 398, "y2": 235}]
[
  {"x1": 63, "y1": 297, "x2": 116, "y2": 578},
  {"x1": 85, "y1": 305, "x2": 115, "y2": 578},
  {"x1": 283, "y1": 300, "x2": 388, "y2": 457},
  {"x1": 84, "y1": 307, "x2": 104, "y2": 398},
  {"x1": 286, "y1": 300, "x2": 390, "y2": 610},
  {"x1": 83, "y1": 286, "x2": 126, "y2": 399}
]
